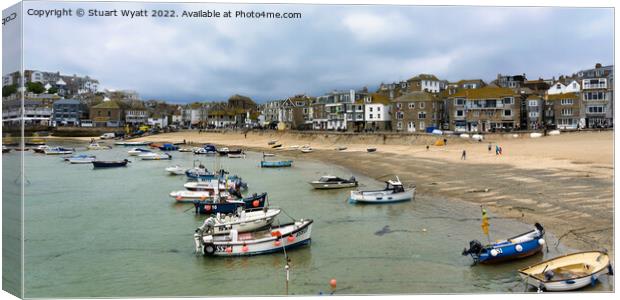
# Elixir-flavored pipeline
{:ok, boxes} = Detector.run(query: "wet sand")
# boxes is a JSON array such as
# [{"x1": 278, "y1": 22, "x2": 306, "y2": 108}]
[{"x1": 131, "y1": 130, "x2": 613, "y2": 255}]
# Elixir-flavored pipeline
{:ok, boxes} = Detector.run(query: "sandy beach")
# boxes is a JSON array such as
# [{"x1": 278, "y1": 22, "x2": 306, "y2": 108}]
[{"x1": 127, "y1": 130, "x2": 614, "y2": 254}]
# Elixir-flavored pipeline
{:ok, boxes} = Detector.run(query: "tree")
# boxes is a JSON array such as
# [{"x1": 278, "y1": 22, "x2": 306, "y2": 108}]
[
  {"x1": 2, "y1": 84, "x2": 17, "y2": 97},
  {"x1": 26, "y1": 82, "x2": 45, "y2": 94},
  {"x1": 48, "y1": 86, "x2": 58, "y2": 94}
]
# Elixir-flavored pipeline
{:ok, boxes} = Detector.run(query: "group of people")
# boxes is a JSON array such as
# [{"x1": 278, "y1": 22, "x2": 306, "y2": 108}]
[{"x1": 460, "y1": 142, "x2": 503, "y2": 160}]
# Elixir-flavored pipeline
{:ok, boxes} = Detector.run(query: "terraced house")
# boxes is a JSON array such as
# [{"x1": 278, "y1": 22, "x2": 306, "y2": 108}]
[
  {"x1": 545, "y1": 92, "x2": 582, "y2": 130},
  {"x1": 447, "y1": 87, "x2": 521, "y2": 132},
  {"x1": 391, "y1": 91, "x2": 442, "y2": 133},
  {"x1": 576, "y1": 64, "x2": 613, "y2": 128},
  {"x1": 319, "y1": 89, "x2": 366, "y2": 131},
  {"x1": 363, "y1": 93, "x2": 391, "y2": 131},
  {"x1": 89, "y1": 100, "x2": 123, "y2": 127}
]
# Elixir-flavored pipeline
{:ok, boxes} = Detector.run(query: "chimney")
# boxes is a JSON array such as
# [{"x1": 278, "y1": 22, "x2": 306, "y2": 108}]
[{"x1": 595, "y1": 63, "x2": 602, "y2": 69}]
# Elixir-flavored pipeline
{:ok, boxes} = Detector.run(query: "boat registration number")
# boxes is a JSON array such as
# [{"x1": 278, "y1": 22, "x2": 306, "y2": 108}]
[{"x1": 295, "y1": 226, "x2": 308, "y2": 237}]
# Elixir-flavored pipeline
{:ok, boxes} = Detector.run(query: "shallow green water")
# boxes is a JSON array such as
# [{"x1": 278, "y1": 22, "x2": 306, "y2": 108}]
[{"x1": 7, "y1": 142, "x2": 612, "y2": 297}]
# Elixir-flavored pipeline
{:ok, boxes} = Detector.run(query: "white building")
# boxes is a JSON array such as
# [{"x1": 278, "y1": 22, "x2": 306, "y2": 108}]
[
  {"x1": 547, "y1": 80, "x2": 580, "y2": 95},
  {"x1": 363, "y1": 93, "x2": 391, "y2": 131}
]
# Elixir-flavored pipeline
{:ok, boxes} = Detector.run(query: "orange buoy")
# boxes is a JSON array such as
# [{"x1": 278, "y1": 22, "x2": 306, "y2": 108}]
[
  {"x1": 252, "y1": 200, "x2": 259, "y2": 207},
  {"x1": 287, "y1": 235, "x2": 295, "y2": 242},
  {"x1": 225, "y1": 247, "x2": 232, "y2": 253},
  {"x1": 205, "y1": 205, "x2": 212, "y2": 211},
  {"x1": 274, "y1": 240, "x2": 281, "y2": 246},
  {"x1": 242, "y1": 245, "x2": 249, "y2": 252},
  {"x1": 330, "y1": 278, "x2": 337, "y2": 289}
]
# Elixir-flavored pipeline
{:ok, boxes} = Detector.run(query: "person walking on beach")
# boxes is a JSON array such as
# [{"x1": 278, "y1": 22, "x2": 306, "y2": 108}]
[
  {"x1": 488, "y1": 142, "x2": 492, "y2": 153},
  {"x1": 426, "y1": 145, "x2": 430, "y2": 151},
  {"x1": 461, "y1": 150, "x2": 466, "y2": 160},
  {"x1": 495, "y1": 145, "x2": 500, "y2": 155},
  {"x1": 499, "y1": 146, "x2": 503, "y2": 155},
  {"x1": 443, "y1": 138, "x2": 447, "y2": 146}
]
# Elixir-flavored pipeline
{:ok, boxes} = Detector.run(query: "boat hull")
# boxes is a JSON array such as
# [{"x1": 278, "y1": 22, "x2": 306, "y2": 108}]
[
  {"x1": 310, "y1": 182, "x2": 357, "y2": 189},
  {"x1": 193, "y1": 193, "x2": 268, "y2": 214},
  {"x1": 260, "y1": 161, "x2": 293, "y2": 168},
  {"x1": 478, "y1": 238, "x2": 543, "y2": 264},
  {"x1": 349, "y1": 188, "x2": 415, "y2": 204},
  {"x1": 92, "y1": 161, "x2": 128, "y2": 168}
]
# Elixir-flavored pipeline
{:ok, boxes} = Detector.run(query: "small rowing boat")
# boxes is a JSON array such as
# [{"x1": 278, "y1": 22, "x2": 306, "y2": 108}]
[
  {"x1": 32, "y1": 145, "x2": 50, "y2": 153},
  {"x1": 310, "y1": 176, "x2": 358, "y2": 189},
  {"x1": 228, "y1": 153, "x2": 245, "y2": 158},
  {"x1": 194, "y1": 218, "x2": 313, "y2": 256},
  {"x1": 260, "y1": 160, "x2": 293, "y2": 168},
  {"x1": 170, "y1": 190, "x2": 216, "y2": 203},
  {"x1": 195, "y1": 207, "x2": 281, "y2": 235},
  {"x1": 518, "y1": 251, "x2": 613, "y2": 292},
  {"x1": 92, "y1": 159, "x2": 130, "y2": 168},
  {"x1": 349, "y1": 177, "x2": 414, "y2": 204},
  {"x1": 114, "y1": 141, "x2": 151, "y2": 146},
  {"x1": 301, "y1": 146, "x2": 313, "y2": 153},
  {"x1": 65, "y1": 154, "x2": 97, "y2": 164},
  {"x1": 139, "y1": 152, "x2": 172, "y2": 160},
  {"x1": 193, "y1": 192, "x2": 268, "y2": 215},
  {"x1": 367, "y1": 147, "x2": 377, "y2": 152},
  {"x1": 158, "y1": 143, "x2": 179, "y2": 151},
  {"x1": 44, "y1": 147, "x2": 73, "y2": 155},
  {"x1": 335, "y1": 146, "x2": 347, "y2": 151},
  {"x1": 87, "y1": 142, "x2": 111, "y2": 150},
  {"x1": 165, "y1": 165, "x2": 187, "y2": 175},
  {"x1": 271, "y1": 144, "x2": 282, "y2": 149},
  {"x1": 128, "y1": 148, "x2": 152, "y2": 156}
]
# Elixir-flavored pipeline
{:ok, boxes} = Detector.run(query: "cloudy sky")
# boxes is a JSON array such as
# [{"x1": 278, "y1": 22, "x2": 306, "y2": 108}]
[{"x1": 12, "y1": 1, "x2": 614, "y2": 103}]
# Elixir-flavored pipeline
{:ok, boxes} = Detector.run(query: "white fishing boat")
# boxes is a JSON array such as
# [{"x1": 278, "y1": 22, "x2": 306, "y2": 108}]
[
  {"x1": 349, "y1": 177, "x2": 415, "y2": 204},
  {"x1": 44, "y1": 147, "x2": 73, "y2": 155},
  {"x1": 165, "y1": 165, "x2": 187, "y2": 175},
  {"x1": 32, "y1": 145, "x2": 50, "y2": 153},
  {"x1": 195, "y1": 208, "x2": 281, "y2": 235},
  {"x1": 170, "y1": 190, "x2": 217, "y2": 203},
  {"x1": 518, "y1": 251, "x2": 613, "y2": 292},
  {"x1": 179, "y1": 148, "x2": 194, "y2": 152},
  {"x1": 228, "y1": 153, "x2": 246, "y2": 158},
  {"x1": 289, "y1": 145, "x2": 300, "y2": 149},
  {"x1": 194, "y1": 219, "x2": 313, "y2": 256},
  {"x1": 128, "y1": 148, "x2": 152, "y2": 156},
  {"x1": 139, "y1": 152, "x2": 172, "y2": 160},
  {"x1": 301, "y1": 146, "x2": 313, "y2": 153},
  {"x1": 310, "y1": 176, "x2": 358, "y2": 189},
  {"x1": 262, "y1": 152, "x2": 275, "y2": 157},
  {"x1": 87, "y1": 142, "x2": 111, "y2": 150}
]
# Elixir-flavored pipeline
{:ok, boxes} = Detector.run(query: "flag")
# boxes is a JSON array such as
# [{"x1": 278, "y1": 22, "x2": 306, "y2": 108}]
[{"x1": 481, "y1": 208, "x2": 489, "y2": 235}]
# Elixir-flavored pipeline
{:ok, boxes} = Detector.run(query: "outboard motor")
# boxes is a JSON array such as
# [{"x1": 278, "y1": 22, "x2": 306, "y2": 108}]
[
  {"x1": 534, "y1": 223, "x2": 545, "y2": 236},
  {"x1": 462, "y1": 240, "x2": 483, "y2": 256}
]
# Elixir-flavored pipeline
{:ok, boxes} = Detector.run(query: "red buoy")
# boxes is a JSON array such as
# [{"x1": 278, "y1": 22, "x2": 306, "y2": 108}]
[
  {"x1": 225, "y1": 247, "x2": 232, "y2": 253},
  {"x1": 205, "y1": 205, "x2": 212, "y2": 211},
  {"x1": 330, "y1": 279, "x2": 337, "y2": 289},
  {"x1": 242, "y1": 245, "x2": 249, "y2": 252},
  {"x1": 252, "y1": 200, "x2": 259, "y2": 207},
  {"x1": 274, "y1": 240, "x2": 281, "y2": 246},
  {"x1": 287, "y1": 235, "x2": 295, "y2": 242}
]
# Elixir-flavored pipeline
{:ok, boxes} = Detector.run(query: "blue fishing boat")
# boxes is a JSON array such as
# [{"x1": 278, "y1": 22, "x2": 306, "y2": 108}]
[
  {"x1": 159, "y1": 143, "x2": 179, "y2": 151},
  {"x1": 260, "y1": 160, "x2": 293, "y2": 168},
  {"x1": 462, "y1": 223, "x2": 545, "y2": 264},
  {"x1": 193, "y1": 192, "x2": 268, "y2": 215}
]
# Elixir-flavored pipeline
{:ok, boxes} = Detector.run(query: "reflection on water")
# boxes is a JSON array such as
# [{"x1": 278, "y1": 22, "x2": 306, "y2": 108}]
[{"x1": 10, "y1": 141, "x2": 612, "y2": 297}]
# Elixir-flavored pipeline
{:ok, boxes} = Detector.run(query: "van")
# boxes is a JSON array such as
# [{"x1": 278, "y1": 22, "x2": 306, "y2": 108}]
[{"x1": 100, "y1": 132, "x2": 115, "y2": 139}]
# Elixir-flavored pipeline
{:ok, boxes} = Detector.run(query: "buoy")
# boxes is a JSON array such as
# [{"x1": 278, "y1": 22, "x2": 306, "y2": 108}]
[
  {"x1": 538, "y1": 238, "x2": 546, "y2": 246},
  {"x1": 287, "y1": 235, "x2": 295, "y2": 242},
  {"x1": 422, "y1": 228, "x2": 427, "y2": 232},
  {"x1": 515, "y1": 244, "x2": 523, "y2": 252},
  {"x1": 205, "y1": 205, "x2": 212, "y2": 211},
  {"x1": 252, "y1": 200, "x2": 260, "y2": 207},
  {"x1": 490, "y1": 249, "x2": 499, "y2": 256},
  {"x1": 274, "y1": 240, "x2": 281, "y2": 246},
  {"x1": 175, "y1": 196, "x2": 182, "y2": 201},
  {"x1": 225, "y1": 247, "x2": 232, "y2": 253},
  {"x1": 242, "y1": 245, "x2": 249, "y2": 252},
  {"x1": 329, "y1": 278, "x2": 337, "y2": 289}
]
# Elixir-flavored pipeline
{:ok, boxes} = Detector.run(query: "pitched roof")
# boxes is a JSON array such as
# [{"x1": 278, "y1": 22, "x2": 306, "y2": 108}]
[
  {"x1": 53, "y1": 98, "x2": 81, "y2": 105},
  {"x1": 92, "y1": 100, "x2": 121, "y2": 109},
  {"x1": 392, "y1": 91, "x2": 436, "y2": 102},
  {"x1": 368, "y1": 93, "x2": 390, "y2": 105},
  {"x1": 450, "y1": 87, "x2": 516, "y2": 99},
  {"x1": 408, "y1": 74, "x2": 439, "y2": 82}
]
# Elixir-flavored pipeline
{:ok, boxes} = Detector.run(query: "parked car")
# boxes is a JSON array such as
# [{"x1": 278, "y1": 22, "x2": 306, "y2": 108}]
[{"x1": 100, "y1": 132, "x2": 115, "y2": 139}]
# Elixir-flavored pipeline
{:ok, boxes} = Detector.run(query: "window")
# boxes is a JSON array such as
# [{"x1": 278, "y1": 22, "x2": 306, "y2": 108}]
[
  {"x1": 408, "y1": 103, "x2": 415, "y2": 109},
  {"x1": 376, "y1": 114, "x2": 380, "y2": 119},
  {"x1": 418, "y1": 112, "x2": 426, "y2": 119},
  {"x1": 432, "y1": 102, "x2": 436, "y2": 109},
  {"x1": 456, "y1": 110, "x2": 464, "y2": 117},
  {"x1": 502, "y1": 97, "x2": 513, "y2": 105},
  {"x1": 473, "y1": 111, "x2": 480, "y2": 117},
  {"x1": 455, "y1": 98, "x2": 465, "y2": 105},
  {"x1": 486, "y1": 111, "x2": 494, "y2": 117},
  {"x1": 397, "y1": 112, "x2": 404, "y2": 120},
  {"x1": 369, "y1": 107, "x2": 373, "y2": 112},
  {"x1": 528, "y1": 100, "x2": 538, "y2": 107},
  {"x1": 397, "y1": 121, "x2": 403, "y2": 129},
  {"x1": 529, "y1": 112, "x2": 539, "y2": 118},
  {"x1": 561, "y1": 108, "x2": 573, "y2": 116},
  {"x1": 587, "y1": 106, "x2": 605, "y2": 114},
  {"x1": 503, "y1": 109, "x2": 512, "y2": 117},
  {"x1": 420, "y1": 102, "x2": 425, "y2": 109},
  {"x1": 560, "y1": 99, "x2": 573, "y2": 105},
  {"x1": 377, "y1": 107, "x2": 381, "y2": 112},
  {"x1": 419, "y1": 121, "x2": 425, "y2": 129},
  {"x1": 396, "y1": 103, "x2": 402, "y2": 109}
]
